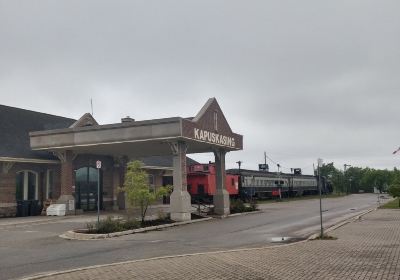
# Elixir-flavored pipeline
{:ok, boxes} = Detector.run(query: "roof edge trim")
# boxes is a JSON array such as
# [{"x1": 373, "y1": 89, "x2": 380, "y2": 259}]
[{"x1": 0, "y1": 157, "x2": 60, "y2": 164}]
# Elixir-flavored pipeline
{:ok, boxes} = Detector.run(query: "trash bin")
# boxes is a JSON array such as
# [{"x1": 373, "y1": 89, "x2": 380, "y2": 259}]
[
  {"x1": 24, "y1": 200, "x2": 32, "y2": 216},
  {"x1": 16, "y1": 200, "x2": 24, "y2": 217},
  {"x1": 30, "y1": 200, "x2": 41, "y2": 216},
  {"x1": 16, "y1": 200, "x2": 30, "y2": 217}
]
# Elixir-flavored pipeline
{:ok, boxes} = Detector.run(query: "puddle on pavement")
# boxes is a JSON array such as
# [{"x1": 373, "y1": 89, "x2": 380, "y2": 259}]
[{"x1": 269, "y1": 236, "x2": 305, "y2": 243}]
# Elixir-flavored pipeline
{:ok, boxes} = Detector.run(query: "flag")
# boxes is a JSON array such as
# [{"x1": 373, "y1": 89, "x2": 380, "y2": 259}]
[{"x1": 393, "y1": 147, "x2": 400, "y2": 154}]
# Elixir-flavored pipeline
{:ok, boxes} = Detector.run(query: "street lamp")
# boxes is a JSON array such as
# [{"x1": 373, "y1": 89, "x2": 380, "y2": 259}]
[
  {"x1": 344, "y1": 164, "x2": 351, "y2": 195},
  {"x1": 318, "y1": 158, "x2": 324, "y2": 238},
  {"x1": 236, "y1": 161, "x2": 242, "y2": 171},
  {"x1": 277, "y1": 164, "x2": 282, "y2": 200}
]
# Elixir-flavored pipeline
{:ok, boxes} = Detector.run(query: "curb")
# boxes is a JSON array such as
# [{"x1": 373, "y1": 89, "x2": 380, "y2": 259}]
[
  {"x1": 60, "y1": 217, "x2": 213, "y2": 240},
  {"x1": 307, "y1": 207, "x2": 376, "y2": 240},
  {"x1": 227, "y1": 210, "x2": 263, "y2": 217},
  {"x1": 210, "y1": 210, "x2": 263, "y2": 219}
]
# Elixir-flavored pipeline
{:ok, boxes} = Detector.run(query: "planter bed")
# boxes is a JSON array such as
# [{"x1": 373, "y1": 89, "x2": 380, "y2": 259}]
[{"x1": 60, "y1": 214, "x2": 212, "y2": 240}]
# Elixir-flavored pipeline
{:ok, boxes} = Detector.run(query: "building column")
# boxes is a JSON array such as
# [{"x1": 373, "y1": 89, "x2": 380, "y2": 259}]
[
  {"x1": 112, "y1": 160, "x2": 120, "y2": 211},
  {"x1": 54, "y1": 150, "x2": 75, "y2": 213},
  {"x1": 169, "y1": 141, "x2": 191, "y2": 221},
  {"x1": 213, "y1": 149, "x2": 230, "y2": 216},
  {"x1": 112, "y1": 156, "x2": 127, "y2": 211}
]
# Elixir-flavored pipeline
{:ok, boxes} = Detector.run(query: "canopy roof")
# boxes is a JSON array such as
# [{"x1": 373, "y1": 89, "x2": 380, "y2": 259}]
[{"x1": 30, "y1": 98, "x2": 243, "y2": 157}]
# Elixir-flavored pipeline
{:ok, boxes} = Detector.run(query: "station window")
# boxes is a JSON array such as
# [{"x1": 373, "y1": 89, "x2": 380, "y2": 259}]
[{"x1": 15, "y1": 171, "x2": 38, "y2": 201}]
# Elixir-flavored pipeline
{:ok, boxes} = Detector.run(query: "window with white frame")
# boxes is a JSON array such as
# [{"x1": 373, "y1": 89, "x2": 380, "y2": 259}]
[{"x1": 15, "y1": 171, "x2": 38, "y2": 201}]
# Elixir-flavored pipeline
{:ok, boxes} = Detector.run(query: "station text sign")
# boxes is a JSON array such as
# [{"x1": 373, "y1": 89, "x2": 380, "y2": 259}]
[{"x1": 194, "y1": 128, "x2": 236, "y2": 148}]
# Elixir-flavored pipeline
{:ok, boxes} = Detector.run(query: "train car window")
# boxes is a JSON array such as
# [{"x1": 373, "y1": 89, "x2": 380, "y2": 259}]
[
  {"x1": 187, "y1": 185, "x2": 192, "y2": 192},
  {"x1": 231, "y1": 178, "x2": 235, "y2": 186}
]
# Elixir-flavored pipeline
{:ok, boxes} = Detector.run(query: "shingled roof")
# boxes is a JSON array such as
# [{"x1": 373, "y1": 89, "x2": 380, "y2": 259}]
[{"x1": 0, "y1": 104, "x2": 76, "y2": 160}]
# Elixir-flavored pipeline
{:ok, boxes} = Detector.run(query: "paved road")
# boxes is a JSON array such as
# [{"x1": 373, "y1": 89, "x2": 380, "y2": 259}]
[
  {"x1": 26, "y1": 209, "x2": 400, "y2": 280},
  {"x1": 0, "y1": 194, "x2": 382, "y2": 279}
]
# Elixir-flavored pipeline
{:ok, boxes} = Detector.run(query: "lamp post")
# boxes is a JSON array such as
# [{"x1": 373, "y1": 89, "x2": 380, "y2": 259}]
[
  {"x1": 318, "y1": 158, "x2": 323, "y2": 238},
  {"x1": 277, "y1": 164, "x2": 282, "y2": 200},
  {"x1": 344, "y1": 164, "x2": 351, "y2": 195},
  {"x1": 236, "y1": 161, "x2": 242, "y2": 171}
]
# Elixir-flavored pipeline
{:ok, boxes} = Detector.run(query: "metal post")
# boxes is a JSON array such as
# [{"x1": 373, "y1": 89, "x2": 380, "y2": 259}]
[
  {"x1": 344, "y1": 164, "x2": 351, "y2": 195},
  {"x1": 97, "y1": 168, "x2": 100, "y2": 228},
  {"x1": 318, "y1": 160, "x2": 323, "y2": 237},
  {"x1": 277, "y1": 164, "x2": 282, "y2": 200}
]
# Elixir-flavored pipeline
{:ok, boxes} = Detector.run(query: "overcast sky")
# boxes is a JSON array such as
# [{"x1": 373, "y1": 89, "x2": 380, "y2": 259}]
[{"x1": 1, "y1": 1, "x2": 399, "y2": 174}]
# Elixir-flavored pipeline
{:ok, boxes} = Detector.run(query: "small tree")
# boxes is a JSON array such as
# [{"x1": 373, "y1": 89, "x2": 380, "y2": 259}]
[
  {"x1": 388, "y1": 175, "x2": 400, "y2": 208},
  {"x1": 121, "y1": 160, "x2": 169, "y2": 224}
]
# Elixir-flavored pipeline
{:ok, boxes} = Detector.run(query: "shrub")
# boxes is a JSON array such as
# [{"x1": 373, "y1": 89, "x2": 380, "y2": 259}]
[
  {"x1": 249, "y1": 199, "x2": 259, "y2": 211},
  {"x1": 86, "y1": 216, "x2": 140, "y2": 234},
  {"x1": 230, "y1": 199, "x2": 245, "y2": 213},
  {"x1": 230, "y1": 199, "x2": 259, "y2": 214}
]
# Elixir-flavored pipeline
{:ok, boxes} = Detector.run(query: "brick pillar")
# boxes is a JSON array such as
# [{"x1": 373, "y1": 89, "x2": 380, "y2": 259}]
[
  {"x1": 54, "y1": 150, "x2": 75, "y2": 213},
  {"x1": 169, "y1": 141, "x2": 191, "y2": 221},
  {"x1": 213, "y1": 149, "x2": 230, "y2": 216}
]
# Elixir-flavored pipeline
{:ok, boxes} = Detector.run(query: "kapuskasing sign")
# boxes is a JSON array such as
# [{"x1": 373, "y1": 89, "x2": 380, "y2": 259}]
[{"x1": 194, "y1": 128, "x2": 236, "y2": 148}]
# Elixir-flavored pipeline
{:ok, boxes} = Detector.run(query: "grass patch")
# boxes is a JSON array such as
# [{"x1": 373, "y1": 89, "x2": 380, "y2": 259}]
[
  {"x1": 313, "y1": 234, "x2": 338, "y2": 240},
  {"x1": 379, "y1": 198, "x2": 400, "y2": 209},
  {"x1": 257, "y1": 193, "x2": 346, "y2": 204}
]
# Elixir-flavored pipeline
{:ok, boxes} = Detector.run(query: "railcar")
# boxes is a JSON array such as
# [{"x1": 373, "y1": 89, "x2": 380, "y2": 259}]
[
  {"x1": 187, "y1": 163, "x2": 239, "y2": 202},
  {"x1": 187, "y1": 164, "x2": 331, "y2": 201},
  {"x1": 227, "y1": 168, "x2": 325, "y2": 199}
]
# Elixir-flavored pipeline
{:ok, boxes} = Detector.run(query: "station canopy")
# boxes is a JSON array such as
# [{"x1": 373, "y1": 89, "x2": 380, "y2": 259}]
[{"x1": 30, "y1": 98, "x2": 243, "y2": 157}]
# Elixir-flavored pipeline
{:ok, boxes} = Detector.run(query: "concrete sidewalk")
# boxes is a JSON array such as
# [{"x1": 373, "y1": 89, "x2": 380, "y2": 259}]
[
  {"x1": 22, "y1": 209, "x2": 400, "y2": 280},
  {"x1": 0, "y1": 205, "x2": 171, "y2": 227}
]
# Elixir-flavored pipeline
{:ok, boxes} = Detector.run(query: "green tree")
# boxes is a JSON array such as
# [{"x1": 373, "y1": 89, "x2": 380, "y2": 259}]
[
  {"x1": 360, "y1": 169, "x2": 393, "y2": 193},
  {"x1": 345, "y1": 167, "x2": 365, "y2": 193},
  {"x1": 120, "y1": 160, "x2": 170, "y2": 224},
  {"x1": 388, "y1": 175, "x2": 400, "y2": 207},
  {"x1": 319, "y1": 162, "x2": 343, "y2": 193}
]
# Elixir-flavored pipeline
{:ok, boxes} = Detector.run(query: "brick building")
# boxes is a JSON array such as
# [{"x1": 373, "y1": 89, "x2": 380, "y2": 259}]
[{"x1": 0, "y1": 98, "x2": 243, "y2": 220}]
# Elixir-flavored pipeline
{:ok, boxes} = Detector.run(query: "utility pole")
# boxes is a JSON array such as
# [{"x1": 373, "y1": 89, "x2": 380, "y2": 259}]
[
  {"x1": 236, "y1": 160, "x2": 242, "y2": 171},
  {"x1": 277, "y1": 163, "x2": 282, "y2": 200},
  {"x1": 344, "y1": 164, "x2": 351, "y2": 195},
  {"x1": 318, "y1": 158, "x2": 323, "y2": 238}
]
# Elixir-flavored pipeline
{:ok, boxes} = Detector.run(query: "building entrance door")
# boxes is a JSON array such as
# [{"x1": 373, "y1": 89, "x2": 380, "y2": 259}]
[{"x1": 75, "y1": 167, "x2": 102, "y2": 211}]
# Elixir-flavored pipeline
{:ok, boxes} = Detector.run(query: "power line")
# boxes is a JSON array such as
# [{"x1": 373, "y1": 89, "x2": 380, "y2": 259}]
[{"x1": 264, "y1": 152, "x2": 316, "y2": 173}]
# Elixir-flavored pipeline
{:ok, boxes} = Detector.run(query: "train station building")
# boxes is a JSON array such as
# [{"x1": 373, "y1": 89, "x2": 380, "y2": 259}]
[{"x1": 0, "y1": 98, "x2": 243, "y2": 221}]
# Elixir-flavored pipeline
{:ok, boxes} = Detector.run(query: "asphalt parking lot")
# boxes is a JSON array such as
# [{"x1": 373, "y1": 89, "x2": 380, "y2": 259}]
[
  {"x1": 24, "y1": 209, "x2": 400, "y2": 280},
  {"x1": 0, "y1": 194, "x2": 383, "y2": 279}
]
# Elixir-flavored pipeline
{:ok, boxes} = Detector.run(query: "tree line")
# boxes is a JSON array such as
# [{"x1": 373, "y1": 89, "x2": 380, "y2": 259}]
[{"x1": 319, "y1": 163, "x2": 400, "y2": 194}]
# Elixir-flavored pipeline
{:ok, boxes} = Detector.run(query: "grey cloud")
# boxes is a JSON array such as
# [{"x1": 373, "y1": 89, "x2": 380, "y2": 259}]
[{"x1": 1, "y1": 0, "x2": 399, "y2": 174}]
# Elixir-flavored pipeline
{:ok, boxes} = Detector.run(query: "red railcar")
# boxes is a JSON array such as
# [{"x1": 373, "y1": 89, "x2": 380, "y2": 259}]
[{"x1": 187, "y1": 163, "x2": 239, "y2": 199}]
